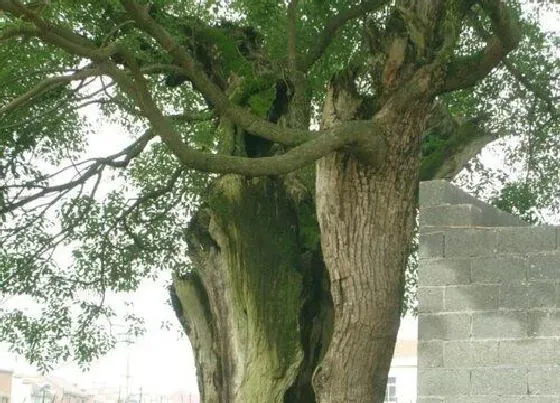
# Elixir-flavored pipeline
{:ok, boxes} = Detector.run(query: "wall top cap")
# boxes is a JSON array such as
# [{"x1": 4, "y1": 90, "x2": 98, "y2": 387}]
[{"x1": 419, "y1": 180, "x2": 529, "y2": 228}]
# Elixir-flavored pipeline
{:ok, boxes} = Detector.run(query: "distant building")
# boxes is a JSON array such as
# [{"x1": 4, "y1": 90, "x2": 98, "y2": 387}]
[
  {"x1": 385, "y1": 317, "x2": 417, "y2": 403},
  {"x1": 3, "y1": 372, "x2": 94, "y2": 403},
  {"x1": 86, "y1": 386, "x2": 199, "y2": 403},
  {"x1": 0, "y1": 370, "x2": 13, "y2": 403},
  {"x1": 386, "y1": 339, "x2": 417, "y2": 403}
]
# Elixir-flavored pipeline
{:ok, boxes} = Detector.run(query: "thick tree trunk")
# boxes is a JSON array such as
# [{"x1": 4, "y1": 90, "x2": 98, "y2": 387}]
[
  {"x1": 312, "y1": 79, "x2": 429, "y2": 402},
  {"x1": 171, "y1": 5, "x2": 455, "y2": 398},
  {"x1": 173, "y1": 175, "x2": 332, "y2": 403},
  {"x1": 313, "y1": 147, "x2": 419, "y2": 403}
]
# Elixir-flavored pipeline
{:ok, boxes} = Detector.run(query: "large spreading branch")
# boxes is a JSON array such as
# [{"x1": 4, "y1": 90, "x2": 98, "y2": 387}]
[
  {"x1": 1, "y1": 0, "x2": 311, "y2": 146},
  {"x1": 119, "y1": 0, "x2": 315, "y2": 146},
  {"x1": 99, "y1": 55, "x2": 386, "y2": 176},
  {"x1": 440, "y1": 0, "x2": 521, "y2": 93},
  {"x1": 458, "y1": 4, "x2": 557, "y2": 119}
]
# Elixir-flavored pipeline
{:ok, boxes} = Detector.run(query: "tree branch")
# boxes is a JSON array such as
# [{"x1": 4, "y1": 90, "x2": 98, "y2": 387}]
[
  {"x1": 287, "y1": 0, "x2": 298, "y2": 73},
  {"x1": 2, "y1": 0, "x2": 338, "y2": 149},
  {"x1": 504, "y1": 59, "x2": 559, "y2": 119},
  {"x1": 167, "y1": 111, "x2": 215, "y2": 123},
  {"x1": 0, "y1": 0, "x2": 118, "y2": 60},
  {"x1": 440, "y1": 0, "x2": 521, "y2": 93},
  {"x1": 1, "y1": 0, "x2": 388, "y2": 177},
  {"x1": 119, "y1": 0, "x2": 313, "y2": 146},
  {"x1": 0, "y1": 68, "x2": 102, "y2": 117},
  {"x1": 98, "y1": 50, "x2": 387, "y2": 176},
  {"x1": 420, "y1": 101, "x2": 495, "y2": 180},
  {"x1": 0, "y1": 23, "x2": 39, "y2": 41},
  {"x1": 297, "y1": 0, "x2": 390, "y2": 72},
  {"x1": 1, "y1": 131, "x2": 153, "y2": 215}
]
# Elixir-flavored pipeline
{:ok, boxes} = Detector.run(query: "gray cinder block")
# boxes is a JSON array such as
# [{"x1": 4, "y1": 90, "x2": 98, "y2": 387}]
[
  {"x1": 528, "y1": 311, "x2": 560, "y2": 337},
  {"x1": 471, "y1": 256, "x2": 526, "y2": 284},
  {"x1": 499, "y1": 284, "x2": 529, "y2": 309},
  {"x1": 418, "y1": 368, "x2": 470, "y2": 396},
  {"x1": 527, "y1": 252, "x2": 560, "y2": 280},
  {"x1": 444, "y1": 228, "x2": 498, "y2": 257},
  {"x1": 444, "y1": 284, "x2": 499, "y2": 312},
  {"x1": 443, "y1": 341, "x2": 499, "y2": 368},
  {"x1": 420, "y1": 204, "x2": 484, "y2": 227},
  {"x1": 471, "y1": 312, "x2": 528, "y2": 339},
  {"x1": 528, "y1": 281, "x2": 556, "y2": 308},
  {"x1": 528, "y1": 367, "x2": 560, "y2": 395},
  {"x1": 498, "y1": 339, "x2": 557, "y2": 365},
  {"x1": 420, "y1": 232, "x2": 445, "y2": 258},
  {"x1": 418, "y1": 341, "x2": 443, "y2": 368},
  {"x1": 497, "y1": 227, "x2": 556, "y2": 253},
  {"x1": 419, "y1": 313, "x2": 472, "y2": 341},
  {"x1": 419, "y1": 258, "x2": 471, "y2": 286},
  {"x1": 470, "y1": 368, "x2": 527, "y2": 395},
  {"x1": 418, "y1": 286, "x2": 445, "y2": 313}
]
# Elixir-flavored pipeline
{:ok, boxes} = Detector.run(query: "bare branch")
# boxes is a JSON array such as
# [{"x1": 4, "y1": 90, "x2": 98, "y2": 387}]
[
  {"x1": 1, "y1": 131, "x2": 153, "y2": 215},
  {"x1": 88, "y1": 130, "x2": 154, "y2": 168},
  {"x1": 120, "y1": 166, "x2": 184, "y2": 246},
  {"x1": 0, "y1": 68, "x2": 102, "y2": 117},
  {"x1": 298, "y1": 0, "x2": 390, "y2": 72}
]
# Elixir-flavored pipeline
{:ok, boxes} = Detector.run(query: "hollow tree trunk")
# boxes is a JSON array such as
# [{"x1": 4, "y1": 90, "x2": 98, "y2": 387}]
[{"x1": 173, "y1": 174, "x2": 332, "y2": 403}]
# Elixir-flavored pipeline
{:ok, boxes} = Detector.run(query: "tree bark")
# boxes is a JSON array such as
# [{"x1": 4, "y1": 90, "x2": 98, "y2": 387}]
[
  {"x1": 173, "y1": 174, "x2": 332, "y2": 403},
  {"x1": 312, "y1": 78, "x2": 429, "y2": 401}
]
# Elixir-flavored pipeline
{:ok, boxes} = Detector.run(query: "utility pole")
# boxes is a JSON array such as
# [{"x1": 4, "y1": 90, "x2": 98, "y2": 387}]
[{"x1": 125, "y1": 337, "x2": 130, "y2": 403}]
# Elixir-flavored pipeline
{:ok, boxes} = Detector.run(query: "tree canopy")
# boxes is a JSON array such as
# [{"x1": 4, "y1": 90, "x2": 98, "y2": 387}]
[{"x1": 0, "y1": 0, "x2": 558, "y2": 373}]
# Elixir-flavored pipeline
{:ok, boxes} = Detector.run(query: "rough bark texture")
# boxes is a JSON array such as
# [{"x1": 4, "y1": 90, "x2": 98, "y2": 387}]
[
  {"x1": 313, "y1": 78, "x2": 429, "y2": 402},
  {"x1": 174, "y1": 174, "x2": 332, "y2": 403},
  {"x1": 175, "y1": 176, "x2": 302, "y2": 402}
]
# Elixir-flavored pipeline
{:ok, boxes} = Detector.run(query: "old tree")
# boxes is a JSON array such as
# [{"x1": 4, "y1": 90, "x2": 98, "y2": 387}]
[{"x1": 0, "y1": 0, "x2": 559, "y2": 401}]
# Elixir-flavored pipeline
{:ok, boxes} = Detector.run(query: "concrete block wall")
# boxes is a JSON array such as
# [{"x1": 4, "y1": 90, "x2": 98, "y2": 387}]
[{"x1": 418, "y1": 181, "x2": 560, "y2": 403}]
